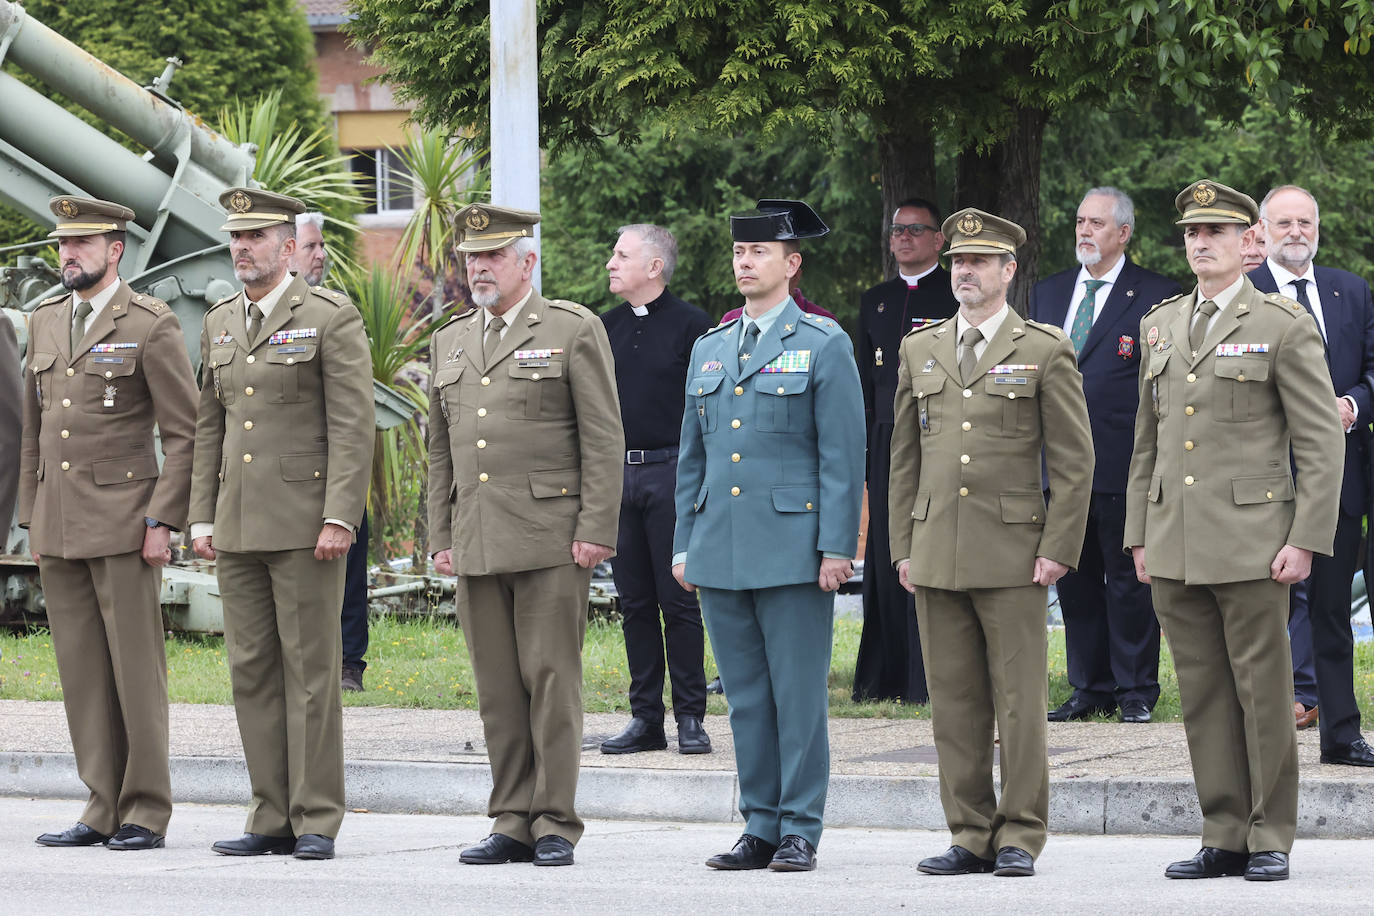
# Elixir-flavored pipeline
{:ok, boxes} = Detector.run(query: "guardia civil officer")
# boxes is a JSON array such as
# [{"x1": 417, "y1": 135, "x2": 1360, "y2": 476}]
[
  {"x1": 21, "y1": 196, "x2": 198, "y2": 850},
  {"x1": 428, "y1": 205, "x2": 624, "y2": 868},
  {"x1": 189, "y1": 188, "x2": 376, "y2": 860},
  {"x1": 1125, "y1": 180, "x2": 1343, "y2": 881},
  {"x1": 673, "y1": 199, "x2": 865, "y2": 872},
  {"x1": 890, "y1": 209, "x2": 1094, "y2": 878}
]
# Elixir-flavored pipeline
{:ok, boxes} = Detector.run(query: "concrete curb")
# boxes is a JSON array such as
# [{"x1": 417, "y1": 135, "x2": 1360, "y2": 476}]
[{"x1": 3, "y1": 751, "x2": 1371, "y2": 837}]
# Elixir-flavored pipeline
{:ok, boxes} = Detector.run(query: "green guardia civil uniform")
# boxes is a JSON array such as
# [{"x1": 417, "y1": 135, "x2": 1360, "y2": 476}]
[
  {"x1": 889, "y1": 209, "x2": 1094, "y2": 861},
  {"x1": 1124, "y1": 181, "x2": 1344, "y2": 856},
  {"x1": 188, "y1": 188, "x2": 375, "y2": 840},
  {"x1": 18, "y1": 196, "x2": 199, "y2": 835},
  {"x1": 427, "y1": 204, "x2": 624, "y2": 847}
]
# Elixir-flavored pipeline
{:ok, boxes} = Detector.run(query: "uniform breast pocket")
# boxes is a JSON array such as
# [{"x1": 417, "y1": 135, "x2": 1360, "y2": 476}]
[
  {"x1": 1213, "y1": 357, "x2": 1270, "y2": 422},
  {"x1": 754, "y1": 373, "x2": 811, "y2": 432},
  {"x1": 507, "y1": 360, "x2": 568, "y2": 419},
  {"x1": 29, "y1": 351, "x2": 57, "y2": 409},
  {"x1": 690, "y1": 374, "x2": 724, "y2": 433},
  {"x1": 983, "y1": 375, "x2": 1040, "y2": 437},
  {"x1": 264, "y1": 343, "x2": 318, "y2": 404},
  {"x1": 433, "y1": 365, "x2": 463, "y2": 422},
  {"x1": 208, "y1": 346, "x2": 238, "y2": 405},
  {"x1": 1146, "y1": 349, "x2": 1172, "y2": 418},
  {"x1": 911, "y1": 374, "x2": 946, "y2": 436},
  {"x1": 83, "y1": 355, "x2": 139, "y2": 414}
]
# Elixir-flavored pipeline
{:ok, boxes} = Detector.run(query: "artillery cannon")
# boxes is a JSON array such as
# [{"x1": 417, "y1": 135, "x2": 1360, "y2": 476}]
[{"x1": 0, "y1": 0, "x2": 412, "y2": 629}]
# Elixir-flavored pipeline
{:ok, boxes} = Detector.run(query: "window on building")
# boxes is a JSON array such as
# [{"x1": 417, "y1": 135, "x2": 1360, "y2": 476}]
[{"x1": 349, "y1": 148, "x2": 414, "y2": 215}]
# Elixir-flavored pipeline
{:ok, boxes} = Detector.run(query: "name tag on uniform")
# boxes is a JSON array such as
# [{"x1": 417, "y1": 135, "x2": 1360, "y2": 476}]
[
  {"x1": 699, "y1": 360, "x2": 724, "y2": 373},
  {"x1": 517, "y1": 359, "x2": 550, "y2": 367},
  {"x1": 988, "y1": 364, "x2": 1038, "y2": 373},
  {"x1": 1216, "y1": 343, "x2": 1269, "y2": 356},
  {"x1": 993, "y1": 377, "x2": 1028, "y2": 385},
  {"x1": 276, "y1": 345, "x2": 308, "y2": 354},
  {"x1": 760, "y1": 350, "x2": 811, "y2": 373},
  {"x1": 514, "y1": 348, "x2": 563, "y2": 360},
  {"x1": 268, "y1": 328, "x2": 317, "y2": 345},
  {"x1": 90, "y1": 342, "x2": 137, "y2": 352},
  {"x1": 91, "y1": 356, "x2": 125, "y2": 364}
]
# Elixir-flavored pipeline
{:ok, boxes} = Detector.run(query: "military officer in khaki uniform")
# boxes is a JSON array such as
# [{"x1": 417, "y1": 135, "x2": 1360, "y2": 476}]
[
  {"x1": 20, "y1": 196, "x2": 198, "y2": 850},
  {"x1": 428, "y1": 204, "x2": 624, "y2": 868},
  {"x1": 1125, "y1": 181, "x2": 1343, "y2": 882},
  {"x1": 189, "y1": 188, "x2": 375, "y2": 861},
  {"x1": 889, "y1": 209, "x2": 1094, "y2": 878},
  {"x1": 0, "y1": 311, "x2": 20, "y2": 531}
]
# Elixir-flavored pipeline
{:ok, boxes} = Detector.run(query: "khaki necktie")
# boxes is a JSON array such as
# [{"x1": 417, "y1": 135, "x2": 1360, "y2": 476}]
[
  {"x1": 1189, "y1": 298, "x2": 1217, "y2": 356},
  {"x1": 247, "y1": 302, "x2": 263, "y2": 346},
  {"x1": 959, "y1": 326, "x2": 983, "y2": 384},
  {"x1": 484, "y1": 315, "x2": 506, "y2": 364},
  {"x1": 71, "y1": 300, "x2": 92, "y2": 355}
]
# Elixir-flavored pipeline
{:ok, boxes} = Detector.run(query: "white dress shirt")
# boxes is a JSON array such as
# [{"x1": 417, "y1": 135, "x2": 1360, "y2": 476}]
[{"x1": 1062, "y1": 254, "x2": 1126, "y2": 333}]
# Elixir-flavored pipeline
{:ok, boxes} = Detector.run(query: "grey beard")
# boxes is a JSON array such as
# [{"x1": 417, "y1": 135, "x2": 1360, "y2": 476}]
[
  {"x1": 472, "y1": 286, "x2": 500, "y2": 309},
  {"x1": 1075, "y1": 243, "x2": 1101, "y2": 267},
  {"x1": 1272, "y1": 238, "x2": 1317, "y2": 272}
]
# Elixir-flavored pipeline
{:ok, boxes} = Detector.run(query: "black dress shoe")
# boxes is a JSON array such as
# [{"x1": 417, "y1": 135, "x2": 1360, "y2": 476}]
[
  {"x1": 1164, "y1": 847, "x2": 1248, "y2": 878},
  {"x1": 1048, "y1": 695, "x2": 1115, "y2": 722},
  {"x1": 600, "y1": 718, "x2": 668, "y2": 754},
  {"x1": 917, "y1": 845, "x2": 995, "y2": 875},
  {"x1": 533, "y1": 835, "x2": 574, "y2": 866},
  {"x1": 1244, "y1": 851, "x2": 1289, "y2": 881},
  {"x1": 768, "y1": 835, "x2": 817, "y2": 872},
  {"x1": 993, "y1": 846, "x2": 1034, "y2": 877},
  {"x1": 1118, "y1": 700, "x2": 1152, "y2": 724},
  {"x1": 212, "y1": 833, "x2": 296, "y2": 856},
  {"x1": 293, "y1": 834, "x2": 335, "y2": 860},
  {"x1": 460, "y1": 833, "x2": 534, "y2": 864},
  {"x1": 706, "y1": 834, "x2": 778, "y2": 870},
  {"x1": 1320, "y1": 737, "x2": 1374, "y2": 767},
  {"x1": 35, "y1": 822, "x2": 111, "y2": 847},
  {"x1": 677, "y1": 716, "x2": 712, "y2": 755},
  {"x1": 107, "y1": 824, "x2": 165, "y2": 851}
]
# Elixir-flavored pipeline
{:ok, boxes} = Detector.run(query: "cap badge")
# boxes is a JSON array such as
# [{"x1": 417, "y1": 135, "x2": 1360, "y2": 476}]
[
  {"x1": 465, "y1": 208, "x2": 490, "y2": 231},
  {"x1": 957, "y1": 212, "x2": 983, "y2": 236},
  {"x1": 57, "y1": 199, "x2": 79, "y2": 219},
  {"x1": 229, "y1": 190, "x2": 252, "y2": 213},
  {"x1": 1193, "y1": 184, "x2": 1217, "y2": 206}
]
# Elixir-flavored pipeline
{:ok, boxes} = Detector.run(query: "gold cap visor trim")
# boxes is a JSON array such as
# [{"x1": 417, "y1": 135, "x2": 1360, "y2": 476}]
[
  {"x1": 946, "y1": 238, "x2": 1018, "y2": 255},
  {"x1": 47, "y1": 222, "x2": 119, "y2": 237},
  {"x1": 1175, "y1": 207, "x2": 1252, "y2": 225}
]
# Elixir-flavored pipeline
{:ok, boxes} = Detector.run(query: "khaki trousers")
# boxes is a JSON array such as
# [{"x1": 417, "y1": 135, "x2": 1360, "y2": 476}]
[
  {"x1": 915, "y1": 584, "x2": 1050, "y2": 859},
  {"x1": 1151, "y1": 576, "x2": 1298, "y2": 853},
  {"x1": 218, "y1": 547, "x2": 345, "y2": 838},
  {"x1": 41, "y1": 551, "x2": 170, "y2": 834},
  {"x1": 457, "y1": 563, "x2": 591, "y2": 846}
]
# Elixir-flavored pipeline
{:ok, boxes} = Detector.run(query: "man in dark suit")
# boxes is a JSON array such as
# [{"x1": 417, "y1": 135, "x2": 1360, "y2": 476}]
[
  {"x1": 1249, "y1": 184, "x2": 1374, "y2": 767},
  {"x1": 1029, "y1": 187, "x2": 1180, "y2": 723},
  {"x1": 853, "y1": 197, "x2": 957, "y2": 703}
]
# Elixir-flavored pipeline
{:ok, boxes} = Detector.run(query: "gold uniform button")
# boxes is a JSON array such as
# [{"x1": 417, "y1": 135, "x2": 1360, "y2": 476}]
[
  {"x1": 1187, "y1": 372, "x2": 1196, "y2": 383},
  {"x1": 1031, "y1": 515, "x2": 1039, "y2": 523},
  {"x1": 477, "y1": 439, "x2": 487, "y2": 448},
  {"x1": 731, "y1": 453, "x2": 741, "y2": 462},
  {"x1": 963, "y1": 389, "x2": 972, "y2": 399},
  {"x1": 477, "y1": 407, "x2": 487, "y2": 417},
  {"x1": 61, "y1": 398, "x2": 71, "y2": 408},
  {"x1": 244, "y1": 420, "x2": 253, "y2": 430},
  {"x1": 959, "y1": 487, "x2": 969, "y2": 497},
  {"x1": 314, "y1": 471, "x2": 321, "y2": 479},
  {"x1": 1008, "y1": 392, "x2": 1017, "y2": 400},
  {"x1": 731, "y1": 486, "x2": 741, "y2": 496},
  {"x1": 1145, "y1": 371, "x2": 1153, "y2": 380},
  {"x1": 777, "y1": 386, "x2": 785, "y2": 394},
  {"x1": 66, "y1": 367, "x2": 75, "y2": 377},
  {"x1": 286, "y1": 358, "x2": 295, "y2": 366},
  {"x1": 60, "y1": 460, "x2": 70, "y2": 471},
  {"x1": 561, "y1": 487, "x2": 568, "y2": 495},
  {"x1": 532, "y1": 372, "x2": 541, "y2": 380},
  {"x1": 1184, "y1": 405, "x2": 1194, "y2": 416},
  {"x1": 1184, "y1": 440, "x2": 1194, "y2": 450},
  {"x1": 917, "y1": 391, "x2": 926, "y2": 399},
  {"x1": 697, "y1": 386, "x2": 704, "y2": 395},
  {"x1": 246, "y1": 355, "x2": 256, "y2": 364},
  {"x1": 1237, "y1": 373, "x2": 1245, "y2": 381},
  {"x1": 806, "y1": 502, "x2": 813, "y2": 510},
  {"x1": 481, "y1": 376, "x2": 491, "y2": 386},
  {"x1": 1184, "y1": 475, "x2": 1195, "y2": 486},
  {"x1": 1266, "y1": 491, "x2": 1274, "y2": 499},
  {"x1": 243, "y1": 453, "x2": 252, "y2": 463},
  {"x1": 734, "y1": 386, "x2": 744, "y2": 396},
  {"x1": 962, "y1": 421, "x2": 972, "y2": 431},
  {"x1": 126, "y1": 471, "x2": 134, "y2": 479},
  {"x1": 245, "y1": 386, "x2": 254, "y2": 396},
  {"x1": 479, "y1": 472, "x2": 489, "y2": 482},
  {"x1": 104, "y1": 370, "x2": 113, "y2": 379},
  {"x1": 960, "y1": 454, "x2": 970, "y2": 464},
  {"x1": 731, "y1": 419, "x2": 741, "y2": 429},
  {"x1": 60, "y1": 429, "x2": 69, "y2": 439}
]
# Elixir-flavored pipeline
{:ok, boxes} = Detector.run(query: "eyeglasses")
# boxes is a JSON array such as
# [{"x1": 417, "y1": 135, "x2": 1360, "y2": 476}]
[{"x1": 890, "y1": 223, "x2": 936, "y2": 238}]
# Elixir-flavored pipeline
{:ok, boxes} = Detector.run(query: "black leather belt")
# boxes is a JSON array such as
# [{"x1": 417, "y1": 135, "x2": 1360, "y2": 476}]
[{"x1": 626, "y1": 447, "x2": 678, "y2": 465}]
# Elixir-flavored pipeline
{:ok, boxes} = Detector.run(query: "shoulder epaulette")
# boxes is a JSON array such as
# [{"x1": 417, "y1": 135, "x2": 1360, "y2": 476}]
[
  {"x1": 1143, "y1": 292, "x2": 1185, "y2": 317},
  {"x1": 702, "y1": 317, "x2": 738, "y2": 338},
  {"x1": 130, "y1": 292, "x2": 169, "y2": 314},
  {"x1": 1024, "y1": 318, "x2": 1067, "y2": 339},
  {"x1": 1261, "y1": 291, "x2": 1307, "y2": 317},
  {"x1": 448, "y1": 306, "x2": 477, "y2": 324},
  {"x1": 309, "y1": 285, "x2": 351, "y2": 307},
  {"x1": 36, "y1": 293, "x2": 66, "y2": 309},
  {"x1": 901, "y1": 315, "x2": 952, "y2": 340},
  {"x1": 547, "y1": 299, "x2": 588, "y2": 315},
  {"x1": 800, "y1": 312, "x2": 845, "y2": 334}
]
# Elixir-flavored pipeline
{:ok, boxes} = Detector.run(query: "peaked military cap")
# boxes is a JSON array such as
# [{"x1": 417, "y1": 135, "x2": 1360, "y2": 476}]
[
  {"x1": 942, "y1": 208, "x2": 1026, "y2": 256},
  {"x1": 47, "y1": 196, "x2": 135, "y2": 238},
  {"x1": 219, "y1": 187, "x2": 307, "y2": 232},
  {"x1": 730, "y1": 199, "x2": 829, "y2": 242},
  {"x1": 455, "y1": 203, "x2": 541, "y2": 252},
  {"x1": 1174, "y1": 179, "x2": 1259, "y2": 226}
]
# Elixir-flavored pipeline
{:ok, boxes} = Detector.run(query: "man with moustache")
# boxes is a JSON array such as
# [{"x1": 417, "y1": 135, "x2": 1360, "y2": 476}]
[
  {"x1": 20, "y1": 196, "x2": 198, "y2": 851},
  {"x1": 190, "y1": 188, "x2": 375, "y2": 860},
  {"x1": 598, "y1": 224, "x2": 714, "y2": 756},
  {"x1": 1030, "y1": 187, "x2": 1179, "y2": 724},
  {"x1": 1247, "y1": 185, "x2": 1374, "y2": 765},
  {"x1": 429, "y1": 204, "x2": 623, "y2": 867},
  {"x1": 853, "y1": 197, "x2": 957, "y2": 705},
  {"x1": 290, "y1": 211, "x2": 372, "y2": 694},
  {"x1": 1126, "y1": 180, "x2": 1343, "y2": 880},
  {"x1": 674, "y1": 199, "x2": 865, "y2": 873},
  {"x1": 890, "y1": 209, "x2": 1093, "y2": 878}
]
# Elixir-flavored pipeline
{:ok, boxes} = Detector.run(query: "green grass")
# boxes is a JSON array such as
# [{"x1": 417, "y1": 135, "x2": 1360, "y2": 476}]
[{"x1": 4, "y1": 617, "x2": 1374, "y2": 723}]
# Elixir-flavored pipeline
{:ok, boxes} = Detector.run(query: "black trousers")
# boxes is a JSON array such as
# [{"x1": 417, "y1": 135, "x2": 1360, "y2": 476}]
[
  {"x1": 612, "y1": 458, "x2": 706, "y2": 723},
  {"x1": 342, "y1": 511, "x2": 370, "y2": 671},
  {"x1": 853, "y1": 421, "x2": 928, "y2": 703},
  {"x1": 1299, "y1": 509, "x2": 1364, "y2": 750},
  {"x1": 1054, "y1": 491, "x2": 1160, "y2": 708}
]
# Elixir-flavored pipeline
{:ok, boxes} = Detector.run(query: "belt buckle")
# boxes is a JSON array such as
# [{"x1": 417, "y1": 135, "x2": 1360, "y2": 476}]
[{"x1": 626, "y1": 449, "x2": 646, "y2": 465}]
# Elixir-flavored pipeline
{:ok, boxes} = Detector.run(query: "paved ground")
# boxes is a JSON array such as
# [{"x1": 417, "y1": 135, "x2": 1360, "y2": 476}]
[{"x1": 3, "y1": 797, "x2": 1371, "y2": 914}]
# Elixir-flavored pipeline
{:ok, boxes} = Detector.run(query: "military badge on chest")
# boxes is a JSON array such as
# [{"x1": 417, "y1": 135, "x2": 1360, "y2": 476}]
[
  {"x1": 103, "y1": 384, "x2": 117, "y2": 408},
  {"x1": 1118, "y1": 336, "x2": 1134, "y2": 359}
]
